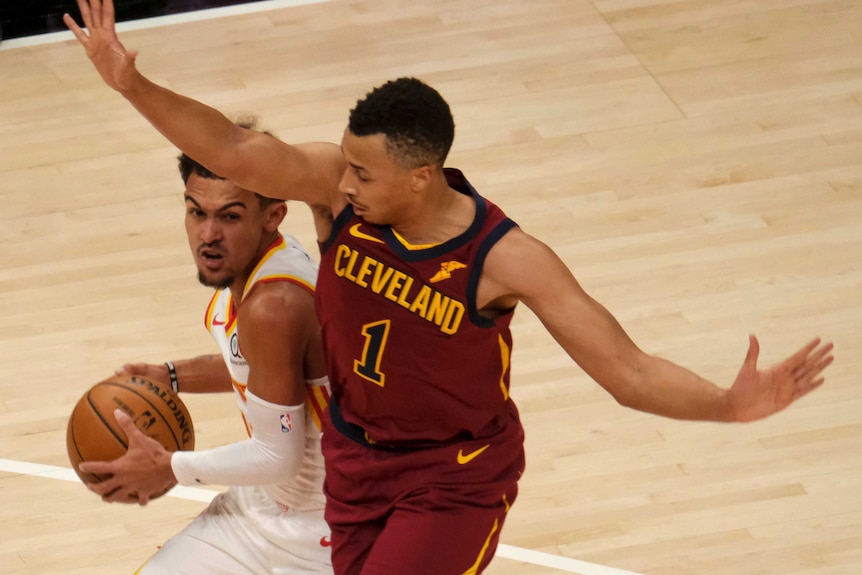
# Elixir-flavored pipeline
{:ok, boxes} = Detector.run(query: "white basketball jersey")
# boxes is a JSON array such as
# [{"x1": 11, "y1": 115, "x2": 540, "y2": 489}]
[{"x1": 204, "y1": 233, "x2": 329, "y2": 511}]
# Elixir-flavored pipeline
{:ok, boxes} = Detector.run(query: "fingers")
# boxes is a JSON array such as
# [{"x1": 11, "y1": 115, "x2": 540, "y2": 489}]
[
  {"x1": 104, "y1": 0, "x2": 117, "y2": 32},
  {"x1": 792, "y1": 343, "x2": 834, "y2": 384},
  {"x1": 788, "y1": 340, "x2": 834, "y2": 375},
  {"x1": 87, "y1": 478, "x2": 157, "y2": 505},
  {"x1": 91, "y1": 0, "x2": 103, "y2": 29},
  {"x1": 62, "y1": 13, "x2": 87, "y2": 43},
  {"x1": 79, "y1": 462, "x2": 149, "y2": 504},
  {"x1": 78, "y1": 459, "x2": 116, "y2": 475},
  {"x1": 787, "y1": 337, "x2": 824, "y2": 369},
  {"x1": 75, "y1": 0, "x2": 94, "y2": 32},
  {"x1": 137, "y1": 491, "x2": 151, "y2": 506},
  {"x1": 86, "y1": 477, "x2": 117, "y2": 496},
  {"x1": 744, "y1": 334, "x2": 760, "y2": 367},
  {"x1": 114, "y1": 407, "x2": 134, "y2": 427},
  {"x1": 113, "y1": 408, "x2": 144, "y2": 443},
  {"x1": 782, "y1": 339, "x2": 833, "y2": 403},
  {"x1": 91, "y1": 481, "x2": 136, "y2": 504},
  {"x1": 116, "y1": 363, "x2": 150, "y2": 376},
  {"x1": 81, "y1": 470, "x2": 127, "y2": 501},
  {"x1": 793, "y1": 376, "x2": 826, "y2": 402}
]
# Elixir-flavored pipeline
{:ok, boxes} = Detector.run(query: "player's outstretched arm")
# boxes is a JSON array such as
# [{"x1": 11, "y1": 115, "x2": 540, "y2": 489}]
[
  {"x1": 64, "y1": 0, "x2": 345, "y2": 209},
  {"x1": 484, "y1": 228, "x2": 834, "y2": 422}
]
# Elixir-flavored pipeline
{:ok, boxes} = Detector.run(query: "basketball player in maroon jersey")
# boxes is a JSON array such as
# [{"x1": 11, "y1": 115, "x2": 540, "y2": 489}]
[{"x1": 66, "y1": 1, "x2": 834, "y2": 573}]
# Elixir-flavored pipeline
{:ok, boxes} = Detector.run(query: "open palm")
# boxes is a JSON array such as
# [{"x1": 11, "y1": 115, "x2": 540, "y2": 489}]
[
  {"x1": 729, "y1": 335, "x2": 833, "y2": 422},
  {"x1": 64, "y1": 0, "x2": 140, "y2": 92}
]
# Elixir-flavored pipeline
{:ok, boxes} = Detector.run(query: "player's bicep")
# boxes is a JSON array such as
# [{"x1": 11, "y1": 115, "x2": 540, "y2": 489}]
[
  {"x1": 489, "y1": 231, "x2": 647, "y2": 395},
  {"x1": 238, "y1": 285, "x2": 317, "y2": 406},
  {"x1": 231, "y1": 136, "x2": 344, "y2": 209}
]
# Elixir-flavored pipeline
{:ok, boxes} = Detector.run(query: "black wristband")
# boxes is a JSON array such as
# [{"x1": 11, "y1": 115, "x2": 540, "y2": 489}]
[{"x1": 165, "y1": 361, "x2": 179, "y2": 393}]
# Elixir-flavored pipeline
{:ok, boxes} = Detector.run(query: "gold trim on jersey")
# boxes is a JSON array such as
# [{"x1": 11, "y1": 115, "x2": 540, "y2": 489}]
[
  {"x1": 498, "y1": 334, "x2": 510, "y2": 401},
  {"x1": 460, "y1": 494, "x2": 511, "y2": 575},
  {"x1": 390, "y1": 227, "x2": 442, "y2": 250},
  {"x1": 241, "y1": 236, "x2": 315, "y2": 301}
]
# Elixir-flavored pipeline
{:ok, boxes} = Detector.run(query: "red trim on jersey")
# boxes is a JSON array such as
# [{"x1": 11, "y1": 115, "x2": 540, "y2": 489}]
[
  {"x1": 204, "y1": 291, "x2": 220, "y2": 330},
  {"x1": 245, "y1": 276, "x2": 316, "y2": 300},
  {"x1": 306, "y1": 384, "x2": 331, "y2": 431}
]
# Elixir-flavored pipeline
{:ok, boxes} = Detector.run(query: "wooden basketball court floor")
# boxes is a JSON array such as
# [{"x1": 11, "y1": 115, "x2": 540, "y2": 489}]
[{"x1": 1, "y1": 0, "x2": 860, "y2": 573}]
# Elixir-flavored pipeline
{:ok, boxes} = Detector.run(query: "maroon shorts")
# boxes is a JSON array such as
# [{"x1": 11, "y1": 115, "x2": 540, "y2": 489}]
[{"x1": 321, "y1": 401, "x2": 526, "y2": 575}]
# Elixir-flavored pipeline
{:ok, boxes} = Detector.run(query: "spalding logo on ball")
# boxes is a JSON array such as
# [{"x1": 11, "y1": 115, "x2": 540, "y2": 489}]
[{"x1": 66, "y1": 373, "x2": 195, "y2": 484}]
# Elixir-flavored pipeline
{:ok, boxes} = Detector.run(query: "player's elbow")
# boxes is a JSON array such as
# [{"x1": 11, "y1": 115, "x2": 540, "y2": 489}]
[
  {"x1": 205, "y1": 128, "x2": 265, "y2": 186},
  {"x1": 596, "y1": 363, "x2": 648, "y2": 411},
  {"x1": 274, "y1": 450, "x2": 305, "y2": 481},
  {"x1": 252, "y1": 439, "x2": 305, "y2": 484},
  {"x1": 602, "y1": 380, "x2": 640, "y2": 409}
]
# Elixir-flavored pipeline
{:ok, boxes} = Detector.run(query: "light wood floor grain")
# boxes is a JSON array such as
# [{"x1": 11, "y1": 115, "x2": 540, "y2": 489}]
[{"x1": 1, "y1": 1, "x2": 860, "y2": 574}]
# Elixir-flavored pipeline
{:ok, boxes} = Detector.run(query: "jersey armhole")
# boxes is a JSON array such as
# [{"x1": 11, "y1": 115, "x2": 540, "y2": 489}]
[
  {"x1": 319, "y1": 204, "x2": 356, "y2": 253},
  {"x1": 465, "y1": 218, "x2": 519, "y2": 327}
]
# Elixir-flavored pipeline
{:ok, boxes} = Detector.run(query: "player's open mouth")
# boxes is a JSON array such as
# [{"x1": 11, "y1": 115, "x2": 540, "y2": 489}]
[{"x1": 200, "y1": 250, "x2": 224, "y2": 269}]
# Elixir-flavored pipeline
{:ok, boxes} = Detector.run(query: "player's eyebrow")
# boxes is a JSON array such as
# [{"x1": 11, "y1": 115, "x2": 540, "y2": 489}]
[{"x1": 184, "y1": 195, "x2": 248, "y2": 211}]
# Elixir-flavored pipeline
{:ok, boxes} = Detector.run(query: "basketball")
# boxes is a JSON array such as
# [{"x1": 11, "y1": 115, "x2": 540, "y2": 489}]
[{"x1": 66, "y1": 373, "x2": 195, "y2": 485}]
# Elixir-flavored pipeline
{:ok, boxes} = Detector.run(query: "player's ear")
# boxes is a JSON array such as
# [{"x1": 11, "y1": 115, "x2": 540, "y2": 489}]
[
  {"x1": 264, "y1": 201, "x2": 287, "y2": 231},
  {"x1": 410, "y1": 164, "x2": 433, "y2": 193}
]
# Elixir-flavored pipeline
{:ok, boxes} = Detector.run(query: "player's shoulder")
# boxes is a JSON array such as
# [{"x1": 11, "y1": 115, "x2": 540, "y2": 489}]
[
  {"x1": 239, "y1": 281, "x2": 314, "y2": 329},
  {"x1": 246, "y1": 279, "x2": 315, "y2": 311},
  {"x1": 483, "y1": 226, "x2": 563, "y2": 288},
  {"x1": 485, "y1": 225, "x2": 542, "y2": 258},
  {"x1": 252, "y1": 235, "x2": 319, "y2": 283}
]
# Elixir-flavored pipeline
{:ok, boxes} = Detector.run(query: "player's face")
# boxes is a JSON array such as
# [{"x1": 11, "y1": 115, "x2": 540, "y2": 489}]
[
  {"x1": 183, "y1": 173, "x2": 284, "y2": 291},
  {"x1": 338, "y1": 128, "x2": 419, "y2": 225}
]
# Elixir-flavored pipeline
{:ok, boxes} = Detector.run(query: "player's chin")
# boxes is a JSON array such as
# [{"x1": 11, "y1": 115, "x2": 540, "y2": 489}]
[
  {"x1": 355, "y1": 209, "x2": 387, "y2": 225},
  {"x1": 350, "y1": 201, "x2": 374, "y2": 219},
  {"x1": 196, "y1": 269, "x2": 233, "y2": 290}
]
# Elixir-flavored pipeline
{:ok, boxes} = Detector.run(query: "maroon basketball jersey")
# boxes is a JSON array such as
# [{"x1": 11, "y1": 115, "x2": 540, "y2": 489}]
[{"x1": 316, "y1": 168, "x2": 520, "y2": 446}]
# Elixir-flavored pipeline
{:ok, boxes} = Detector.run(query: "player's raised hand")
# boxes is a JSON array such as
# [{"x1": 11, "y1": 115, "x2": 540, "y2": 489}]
[
  {"x1": 728, "y1": 335, "x2": 834, "y2": 422},
  {"x1": 79, "y1": 409, "x2": 178, "y2": 506},
  {"x1": 63, "y1": 0, "x2": 140, "y2": 92}
]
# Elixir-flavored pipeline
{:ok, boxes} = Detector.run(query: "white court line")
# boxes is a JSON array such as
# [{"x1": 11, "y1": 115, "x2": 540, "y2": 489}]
[
  {"x1": 0, "y1": 0, "x2": 331, "y2": 51},
  {"x1": 0, "y1": 457, "x2": 644, "y2": 575},
  {"x1": 0, "y1": 457, "x2": 218, "y2": 502}
]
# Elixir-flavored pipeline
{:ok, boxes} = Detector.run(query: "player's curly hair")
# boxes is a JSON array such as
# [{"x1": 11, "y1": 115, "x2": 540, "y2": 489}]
[
  {"x1": 349, "y1": 77, "x2": 455, "y2": 169},
  {"x1": 177, "y1": 116, "x2": 282, "y2": 209}
]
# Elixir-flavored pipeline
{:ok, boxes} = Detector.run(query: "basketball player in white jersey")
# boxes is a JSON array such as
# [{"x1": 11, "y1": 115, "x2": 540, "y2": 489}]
[{"x1": 78, "y1": 120, "x2": 333, "y2": 575}]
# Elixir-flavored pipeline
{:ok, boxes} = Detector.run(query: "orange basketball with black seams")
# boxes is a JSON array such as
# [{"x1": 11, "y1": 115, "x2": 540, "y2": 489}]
[{"x1": 66, "y1": 373, "x2": 195, "y2": 484}]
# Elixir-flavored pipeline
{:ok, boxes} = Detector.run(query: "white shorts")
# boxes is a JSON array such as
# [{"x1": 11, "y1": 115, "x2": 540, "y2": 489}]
[{"x1": 137, "y1": 485, "x2": 332, "y2": 575}]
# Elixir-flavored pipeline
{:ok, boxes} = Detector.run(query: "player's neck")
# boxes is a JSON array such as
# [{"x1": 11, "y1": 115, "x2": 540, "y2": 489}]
[
  {"x1": 228, "y1": 230, "x2": 281, "y2": 305},
  {"x1": 391, "y1": 184, "x2": 475, "y2": 246}
]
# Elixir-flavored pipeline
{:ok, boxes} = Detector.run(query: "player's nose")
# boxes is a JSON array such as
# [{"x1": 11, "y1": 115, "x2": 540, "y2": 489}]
[
  {"x1": 200, "y1": 217, "x2": 222, "y2": 243},
  {"x1": 338, "y1": 169, "x2": 358, "y2": 197}
]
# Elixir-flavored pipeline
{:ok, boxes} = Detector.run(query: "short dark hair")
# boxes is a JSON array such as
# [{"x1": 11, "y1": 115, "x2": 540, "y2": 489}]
[
  {"x1": 177, "y1": 117, "x2": 283, "y2": 209},
  {"x1": 348, "y1": 77, "x2": 455, "y2": 169}
]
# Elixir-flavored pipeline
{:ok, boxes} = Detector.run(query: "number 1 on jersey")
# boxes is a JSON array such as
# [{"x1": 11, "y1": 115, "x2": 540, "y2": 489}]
[{"x1": 354, "y1": 319, "x2": 391, "y2": 387}]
